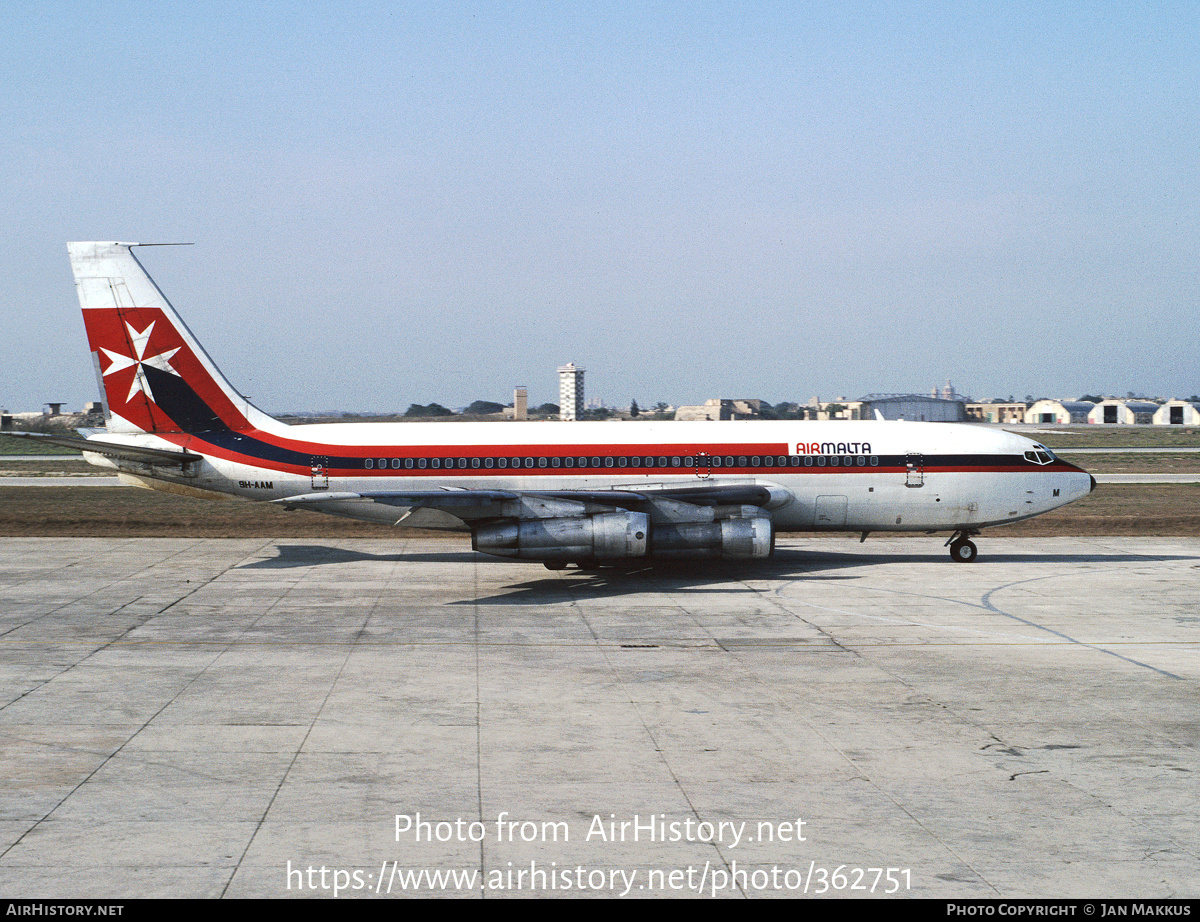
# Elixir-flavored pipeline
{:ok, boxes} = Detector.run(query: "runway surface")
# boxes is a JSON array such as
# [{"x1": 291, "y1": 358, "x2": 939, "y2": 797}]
[{"x1": 1, "y1": 536, "x2": 1198, "y2": 898}]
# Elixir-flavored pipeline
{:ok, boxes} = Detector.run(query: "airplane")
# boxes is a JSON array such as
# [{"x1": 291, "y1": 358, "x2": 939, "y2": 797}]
[{"x1": 26, "y1": 241, "x2": 1096, "y2": 568}]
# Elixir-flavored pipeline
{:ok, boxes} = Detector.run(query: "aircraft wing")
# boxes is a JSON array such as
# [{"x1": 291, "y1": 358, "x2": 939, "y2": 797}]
[
  {"x1": 275, "y1": 482, "x2": 786, "y2": 527},
  {"x1": 276, "y1": 482, "x2": 786, "y2": 560},
  {"x1": 4, "y1": 432, "x2": 203, "y2": 469}
]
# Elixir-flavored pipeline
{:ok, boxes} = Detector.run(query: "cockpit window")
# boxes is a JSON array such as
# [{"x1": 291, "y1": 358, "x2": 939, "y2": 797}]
[{"x1": 1024, "y1": 449, "x2": 1053, "y2": 465}]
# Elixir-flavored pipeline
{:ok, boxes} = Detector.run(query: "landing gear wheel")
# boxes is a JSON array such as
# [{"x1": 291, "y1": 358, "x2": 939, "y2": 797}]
[{"x1": 949, "y1": 540, "x2": 978, "y2": 563}]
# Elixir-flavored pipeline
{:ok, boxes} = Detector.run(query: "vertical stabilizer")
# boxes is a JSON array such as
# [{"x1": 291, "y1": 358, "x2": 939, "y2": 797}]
[{"x1": 69, "y1": 242, "x2": 282, "y2": 436}]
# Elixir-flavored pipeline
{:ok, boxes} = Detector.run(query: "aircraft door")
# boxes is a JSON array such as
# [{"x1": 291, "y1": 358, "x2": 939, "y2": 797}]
[
  {"x1": 311, "y1": 456, "x2": 329, "y2": 491},
  {"x1": 695, "y1": 452, "x2": 711, "y2": 480},
  {"x1": 905, "y1": 453, "x2": 924, "y2": 488}
]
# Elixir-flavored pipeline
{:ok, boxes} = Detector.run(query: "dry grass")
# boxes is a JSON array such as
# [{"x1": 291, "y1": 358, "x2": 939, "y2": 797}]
[
  {"x1": 1016, "y1": 426, "x2": 1200, "y2": 449},
  {"x1": 0, "y1": 486, "x2": 433, "y2": 538}
]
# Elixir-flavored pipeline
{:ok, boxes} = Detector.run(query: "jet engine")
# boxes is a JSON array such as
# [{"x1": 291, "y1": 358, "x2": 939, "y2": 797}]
[
  {"x1": 650, "y1": 514, "x2": 774, "y2": 559},
  {"x1": 472, "y1": 510, "x2": 774, "y2": 563},
  {"x1": 472, "y1": 511, "x2": 650, "y2": 562}
]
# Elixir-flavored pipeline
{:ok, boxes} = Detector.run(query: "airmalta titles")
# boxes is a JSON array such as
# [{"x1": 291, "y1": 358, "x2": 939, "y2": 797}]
[{"x1": 795, "y1": 442, "x2": 872, "y2": 455}]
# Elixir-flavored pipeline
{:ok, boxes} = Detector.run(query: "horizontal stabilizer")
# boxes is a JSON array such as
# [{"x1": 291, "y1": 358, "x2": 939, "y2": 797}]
[{"x1": 6, "y1": 432, "x2": 202, "y2": 468}]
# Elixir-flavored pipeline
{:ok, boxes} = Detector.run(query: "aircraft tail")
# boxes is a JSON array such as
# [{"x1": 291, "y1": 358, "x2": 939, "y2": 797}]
[{"x1": 69, "y1": 242, "x2": 280, "y2": 436}]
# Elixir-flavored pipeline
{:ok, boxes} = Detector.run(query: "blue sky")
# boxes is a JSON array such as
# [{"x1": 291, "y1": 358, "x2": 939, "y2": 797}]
[{"x1": 4, "y1": 2, "x2": 1197, "y2": 414}]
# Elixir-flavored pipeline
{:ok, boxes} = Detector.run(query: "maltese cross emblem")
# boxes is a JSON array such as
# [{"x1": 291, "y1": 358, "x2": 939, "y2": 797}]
[{"x1": 99, "y1": 320, "x2": 181, "y2": 404}]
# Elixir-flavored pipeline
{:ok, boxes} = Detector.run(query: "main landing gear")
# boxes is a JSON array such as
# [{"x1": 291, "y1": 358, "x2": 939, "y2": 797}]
[{"x1": 945, "y1": 530, "x2": 979, "y2": 562}]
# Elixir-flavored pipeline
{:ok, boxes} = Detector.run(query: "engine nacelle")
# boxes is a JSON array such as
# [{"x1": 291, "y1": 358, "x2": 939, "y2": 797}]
[
  {"x1": 651, "y1": 514, "x2": 774, "y2": 559},
  {"x1": 473, "y1": 512, "x2": 650, "y2": 561}
]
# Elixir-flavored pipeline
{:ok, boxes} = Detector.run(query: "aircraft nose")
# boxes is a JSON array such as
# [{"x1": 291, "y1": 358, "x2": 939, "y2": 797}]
[{"x1": 1090, "y1": 475, "x2": 1097, "y2": 492}]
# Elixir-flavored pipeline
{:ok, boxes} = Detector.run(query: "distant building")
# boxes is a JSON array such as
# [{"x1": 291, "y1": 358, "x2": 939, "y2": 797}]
[
  {"x1": 675, "y1": 399, "x2": 728, "y2": 421},
  {"x1": 513, "y1": 387, "x2": 527, "y2": 421},
  {"x1": 1154, "y1": 400, "x2": 1200, "y2": 426},
  {"x1": 674, "y1": 398, "x2": 766, "y2": 421},
  {"x1": 823, "y1": 400, "x2": 866, "y2": 420},
  {"x1": 931, "y1": 380, "x2": 960, "y2": 401},
  {"x1": 1088, "y1": 399, "x2": 1158, "y2": 425},
  {"x1": 858, "y1": 395, "x2": 966, "y2": 422},
  {"x1": 967, "y1": 401, "x2": 1028, "y2": 424},
  {"x1": 1023, "y1": 399, "x2": 1095, "y2": 425},
  {"x1": 558, "y1": 363, "x2": 584, "y2": 421}
]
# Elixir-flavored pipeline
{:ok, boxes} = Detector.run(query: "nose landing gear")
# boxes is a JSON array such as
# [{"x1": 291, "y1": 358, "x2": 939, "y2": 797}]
[{"x1": 946, "y1": 530, "x2": 979, "y2": 563}]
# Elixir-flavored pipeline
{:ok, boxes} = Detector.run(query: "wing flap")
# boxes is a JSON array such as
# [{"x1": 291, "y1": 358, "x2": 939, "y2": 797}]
[{"x1": 276, "y1": 489, "x2": 597, "y2": 526}]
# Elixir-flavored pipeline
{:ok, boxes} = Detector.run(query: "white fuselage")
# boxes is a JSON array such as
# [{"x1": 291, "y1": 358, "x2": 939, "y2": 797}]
[{"x1": 91, "y1": 418, "x2": 1095, "y2": 535}]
